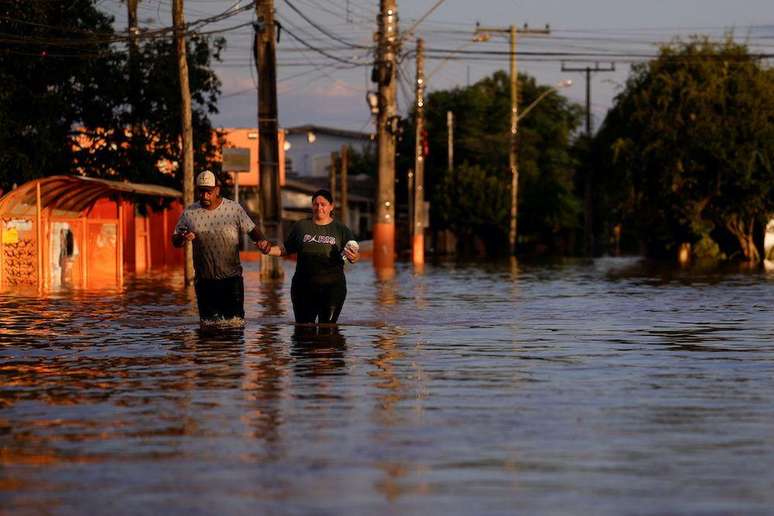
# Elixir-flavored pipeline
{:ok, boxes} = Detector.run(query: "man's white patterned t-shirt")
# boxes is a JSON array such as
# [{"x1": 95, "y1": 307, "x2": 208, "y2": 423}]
[{"x1": 174, "y1": 198, "x2": 255, "y2": 280}]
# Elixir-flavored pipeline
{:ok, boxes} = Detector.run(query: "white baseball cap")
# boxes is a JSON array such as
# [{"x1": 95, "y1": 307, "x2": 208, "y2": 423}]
[{"x1": 196, "y1": 170, "x2": 217, "y2": 188}]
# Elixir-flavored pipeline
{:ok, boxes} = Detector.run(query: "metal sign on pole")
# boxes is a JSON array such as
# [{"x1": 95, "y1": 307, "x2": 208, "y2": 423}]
[
  {"x1": 223, "y1": 147, "x2": 251, "y2": 205},
  {"x1": 222, "y1": 148, "x2": 251, "y2": 172}
]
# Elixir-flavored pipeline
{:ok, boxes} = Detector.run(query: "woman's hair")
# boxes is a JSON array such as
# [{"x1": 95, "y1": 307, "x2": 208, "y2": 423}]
[{"x1": 311, "y1": 189, "x2": 334, "y2": 204}]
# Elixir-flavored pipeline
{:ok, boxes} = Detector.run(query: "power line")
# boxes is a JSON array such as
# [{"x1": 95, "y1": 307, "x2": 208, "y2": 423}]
[
  {"x1": 283, "y1": 0, "x2": 370, "y2": 49},
  {"x1": 277, "y1": 17, "x2": 370, "y2": 66}
]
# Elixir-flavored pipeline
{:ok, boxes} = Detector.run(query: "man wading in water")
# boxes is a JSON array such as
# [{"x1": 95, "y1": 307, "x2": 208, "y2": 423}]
[{"x1": 172, "y1": 170, "x2": 271, "y2": 323}]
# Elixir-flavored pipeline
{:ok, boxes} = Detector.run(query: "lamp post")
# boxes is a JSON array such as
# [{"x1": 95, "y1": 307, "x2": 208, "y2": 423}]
[
  {"x1": 518, "y1": 79, "x2": 572, "y2": 122},
  {"x1": 504, "y1": 78, "x2": 572, "y2": 251}
]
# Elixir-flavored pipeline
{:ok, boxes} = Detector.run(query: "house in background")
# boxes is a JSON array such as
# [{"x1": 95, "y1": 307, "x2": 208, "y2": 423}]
[
  {"x1": 282, "y1": 177, "x2": 374, "y2": 240},
  {"x1": 218, "y1": 126, "x2": 375, "y2": 240},
  {"x1": 217, "y1": 127, "x2": 286, "y2": 219},
  {"x1": 283, "y1": 125, "x2": 374, "y2": 178}
]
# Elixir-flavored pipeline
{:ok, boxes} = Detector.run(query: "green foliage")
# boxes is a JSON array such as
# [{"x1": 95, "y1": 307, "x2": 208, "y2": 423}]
[
  {"x1": 0, "y1": 0, "x2": 119, "y2": 190},
  {"x1": 0, "y1": 0, "x2": 223, "y2": 193},
  {"x1": 594, "y1": 36, "x2": 774, "y2": 261},
  {"x1": 433, "y1": 162, "x2": 509, "y2": 255},
  {"x1": 345, "y1": 143, "x2": 377, "y2": 178},
  {"x1": 425, "y1": 71, "x2": 583, "y2": 254}
]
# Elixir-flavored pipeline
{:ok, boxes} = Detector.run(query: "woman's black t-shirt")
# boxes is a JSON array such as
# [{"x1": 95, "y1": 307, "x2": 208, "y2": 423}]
[{"x1": 284, "y1": 219, "x2": 356, "y2": 284}]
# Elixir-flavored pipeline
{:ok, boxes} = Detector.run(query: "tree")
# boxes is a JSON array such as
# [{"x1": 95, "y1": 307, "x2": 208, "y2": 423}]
[
  {"x1": 594, "y1": 37, "x2": 774, "y2": 262},
  {"x1": 71, "y1": 24, "x2": 225, "y2": 187},
  {"x1": 0, "y1": 0, "x2": 224, "y2": 193},
  {"x1": 424, "y1": 71, "x2": 583, "y2": 255},
  {"x1": 345, "y1": 142, "x2": 377, "y2": 178},
  {"x1": 0, "y1": 0, "x2": 120, "y2": 190}
]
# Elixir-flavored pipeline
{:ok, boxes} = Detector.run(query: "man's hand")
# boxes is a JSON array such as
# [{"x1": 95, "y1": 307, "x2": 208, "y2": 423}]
[
  {"x1": 172, "y1": 230, "x2": 195, "y2": 247},
  {"x1": 256, "y1": 239, "x2": 272, "y2": 254}
]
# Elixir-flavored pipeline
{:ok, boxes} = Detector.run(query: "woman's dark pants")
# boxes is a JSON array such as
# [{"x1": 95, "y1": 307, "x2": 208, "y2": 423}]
[{"x1": 291, "y1": 275, "x2": 346, "y2": 324}]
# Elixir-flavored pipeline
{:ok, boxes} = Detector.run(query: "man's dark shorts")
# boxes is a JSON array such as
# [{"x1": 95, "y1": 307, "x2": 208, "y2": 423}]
[{"x1": 194, "y1": 276, "x2": 244, "y2": 321}]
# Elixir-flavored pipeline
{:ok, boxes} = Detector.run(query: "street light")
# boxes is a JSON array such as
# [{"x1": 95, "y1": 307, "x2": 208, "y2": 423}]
[
  {"x1": 505, "y1": 77, "x2": 572, "y2": 254},
  {"x1": 517, "y1": 79, "x2": 572, "y2": 122},
  {"x1": 426, "y1": 31, "x2": 490, "y2": 81}
]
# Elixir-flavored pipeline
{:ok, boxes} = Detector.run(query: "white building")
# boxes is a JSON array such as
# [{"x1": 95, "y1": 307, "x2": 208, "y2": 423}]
[
  {"x1": 284, "y1": 125, "x2": 374, "y2": 178},
  {"x1": 282, "y1": 125, "x2": 376, "y2": 239}
]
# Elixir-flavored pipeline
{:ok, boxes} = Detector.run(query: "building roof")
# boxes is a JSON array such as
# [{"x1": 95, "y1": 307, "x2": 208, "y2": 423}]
[
  {"x1": 284, "y1": 125, "x2": 374, "y2": 141},
  {"x1": 284, "y1": 176, "x2": 374, "y2": 204},
  {"x1": 0, "y1": 175, "x2": 181, "y2": 216}
]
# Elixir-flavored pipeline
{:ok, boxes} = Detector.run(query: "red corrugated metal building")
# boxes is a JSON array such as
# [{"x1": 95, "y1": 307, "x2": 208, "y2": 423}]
[{"x1": 0, "y1": 176, "x2": 183, "y2": 291}]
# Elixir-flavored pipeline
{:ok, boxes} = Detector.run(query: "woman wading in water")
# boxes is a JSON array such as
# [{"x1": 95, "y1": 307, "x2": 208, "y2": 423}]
[{"x1": 262, "y1": 189, "x2": 359, "y2": 324}]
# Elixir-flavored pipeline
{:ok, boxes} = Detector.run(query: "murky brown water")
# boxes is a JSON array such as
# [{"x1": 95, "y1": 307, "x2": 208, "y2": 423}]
[{"x1": 2, "y1": 258, "x2": 773, "y2": 514}]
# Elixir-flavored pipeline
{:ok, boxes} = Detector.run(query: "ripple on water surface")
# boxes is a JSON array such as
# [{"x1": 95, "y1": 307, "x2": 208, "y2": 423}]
[{"x1": 1, "y1": 258, "x2": 774, "y2": 514}]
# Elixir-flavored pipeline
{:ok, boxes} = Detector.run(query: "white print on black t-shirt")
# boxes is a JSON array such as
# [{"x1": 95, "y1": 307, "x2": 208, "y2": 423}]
[{"x1": 303, "y1": 234, "x2": 336, "y2": 245}]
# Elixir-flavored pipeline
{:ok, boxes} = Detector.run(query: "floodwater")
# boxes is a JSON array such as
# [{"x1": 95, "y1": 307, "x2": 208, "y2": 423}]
[{"x1": 1, "y1": 258, "x2": 774, "y2": 515}]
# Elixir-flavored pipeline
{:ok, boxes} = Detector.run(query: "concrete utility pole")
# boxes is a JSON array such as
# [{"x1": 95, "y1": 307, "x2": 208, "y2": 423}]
[
  {"x1": 413, "y1": 38, "x2": 426, "y2": 266},
  {"x1": 372, "y1": 0, "x2": 399, "y2": 270},
  {"x1": 172, "y1": 0, "x2": 194, "y2": 285},
  {"x1": 340, "y1": 144, "x2": 349, "y2": 227},
  {"x1": 476, "y1": 23, "x2": 550, "y2": 256},
  {"x1": 561, "y1": 62, "x2": 615, "y2": 257},
  {"x1": 255, "y1": 0, "x2": 283, "y2": 278}
]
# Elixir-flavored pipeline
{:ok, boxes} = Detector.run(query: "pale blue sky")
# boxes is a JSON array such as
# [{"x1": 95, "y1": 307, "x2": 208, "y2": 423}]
[{"x1": 102, "y1": 0, "x2": 773, "y2": 132}]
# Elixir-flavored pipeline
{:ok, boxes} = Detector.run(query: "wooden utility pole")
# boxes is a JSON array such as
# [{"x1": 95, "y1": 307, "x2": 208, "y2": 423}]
[
  {"x1": 340, "y1": 144, "x2": 349, "y2": 227},
  {"x1": 127, "y1": 0, "x2": 141, "y2": 139},
  {"x1": 508, "y1": 25, "x2": 518, "y2": 256},
  {"x1": 413, "y1": 38, "x2": 426, "y2": 265},
  {"x1": 173, "y1": 0, "x2": 194, "y2": 284},
  {"x1": 407, "y1": 167, "x2": 414, "y2": 246},
  {"x1": 561, "y1": 62, "x2": 615, "y2": 257},
  {"x1": 255, "y1": 0, "x2": 283, "y2": 278},
  {"x1": 372, "y1": 0, "x2": 398, "y2": 269},
  {"x1": 329, "y1": 151, "x2": 338, "y2": 199},
  {"x1": 476, "y1": 23, "x2": 550, "y2": 255}
]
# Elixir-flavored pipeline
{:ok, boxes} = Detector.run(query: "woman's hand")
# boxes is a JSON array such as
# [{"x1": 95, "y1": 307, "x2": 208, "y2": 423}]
[
  {"x1": 256, "y1": 239, "x2": 272, "y2": 254},
  {"x1": 344, "y1": 247, "x2": 359, "y2": 263}
]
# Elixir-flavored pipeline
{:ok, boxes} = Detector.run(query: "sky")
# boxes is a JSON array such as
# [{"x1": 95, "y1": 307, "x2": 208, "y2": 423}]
[{"x1": 101, "y1": 0, "x2": 774, "y2": 133}]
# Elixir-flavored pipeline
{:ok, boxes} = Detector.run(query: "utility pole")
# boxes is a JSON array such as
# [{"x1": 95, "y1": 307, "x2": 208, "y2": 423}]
[
  {"x1": 372, "y1": 0, "x2": 399, "y2": 270},
  {"x1": 172, "y1": 0, "x2": 194, "y2": 285},
  {"x1": 407, "y1": 167, "x2": 414, "y2": 248},
  {"x1": 255, "y1": 0, "x2": 283, "y2": 278},
  {"x1": 127, "y1": 0, "x2": 142, "y2": 144},
  {"x1": 340, "y1": 144, "x2": 349, "y2": 227},
  {"x1": 476, "y1": 23, "x2": 550, "y2": 255},
  {"x1": 413, "y1": 37, "x2": 426, "y2": 265},
  {"x1": 561, "y1": 62, "x2": 615, "y2": 257},
  {"x1": 329, "y1": 151, "x2": 338, "y2": 199},
  {"x1": 447, "y1": 111, "x2": 453, "y2": 172}
]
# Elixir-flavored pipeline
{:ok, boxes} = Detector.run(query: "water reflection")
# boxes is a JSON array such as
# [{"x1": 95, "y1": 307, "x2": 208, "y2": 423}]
[
  {"x1": 242, "y1": 323, "x2": 287, "y2": 451},
  {"x1": 290, "y1": 325, "x2": 347, "y2": 377},
  {"x1": 2, "y1": 259, "x2": 774, "y2": 513},
  {"x1": 369, "y1": 326, "x2": 405, "y2": 417}
]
